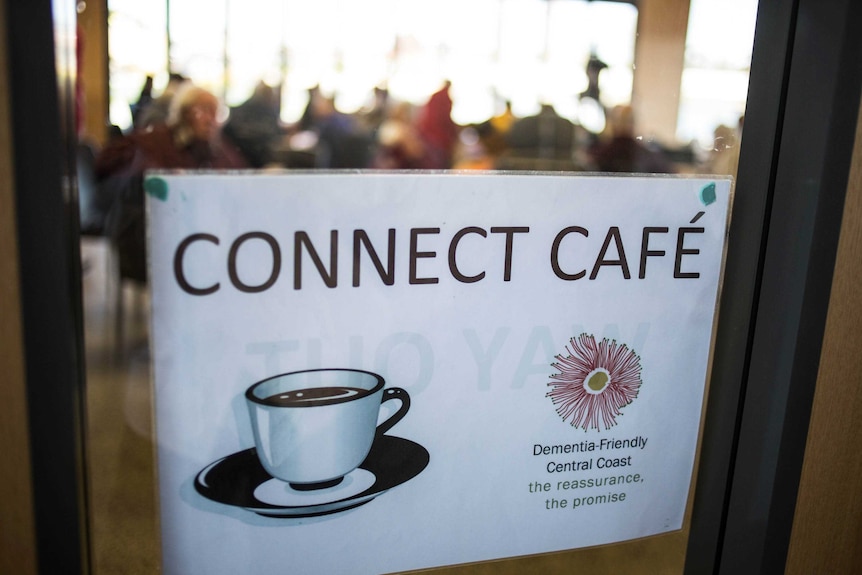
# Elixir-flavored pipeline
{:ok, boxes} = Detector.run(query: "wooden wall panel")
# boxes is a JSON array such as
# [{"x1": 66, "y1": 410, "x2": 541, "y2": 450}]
[
  {"x1": 785, "y1": 99, "x2": 862, "y2": 572},
  {"x1": 77, "y1": 0, "x2": 109, "y2": 146}
]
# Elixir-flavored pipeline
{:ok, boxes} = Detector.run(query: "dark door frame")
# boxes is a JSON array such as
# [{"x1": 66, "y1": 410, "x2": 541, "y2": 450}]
[
  {"x1": 6, "y1": 0, "x2": 89, "y2": 572},
  {"x1": 686, "y1": 0, "x2": 862, "y2": 573}
]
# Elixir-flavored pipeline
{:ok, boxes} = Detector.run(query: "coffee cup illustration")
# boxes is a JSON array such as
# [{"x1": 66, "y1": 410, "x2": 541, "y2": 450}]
[{"x1": 245, "y1": 368, "x2": 410, "y2": 490}]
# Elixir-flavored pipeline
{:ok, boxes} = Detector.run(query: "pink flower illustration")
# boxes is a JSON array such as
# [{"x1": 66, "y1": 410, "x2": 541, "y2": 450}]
[{"x1": 547, "y1": 334, "x2": 642, "y2": 431}]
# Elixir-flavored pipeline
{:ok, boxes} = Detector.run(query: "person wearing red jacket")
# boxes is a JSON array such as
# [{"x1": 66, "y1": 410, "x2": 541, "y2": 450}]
[{"x1": 415, "y1": 80, "x2": 459, "y2": 169}]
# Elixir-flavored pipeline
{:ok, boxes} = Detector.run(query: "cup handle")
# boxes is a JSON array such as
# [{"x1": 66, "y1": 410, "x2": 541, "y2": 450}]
[{"x1": 376, "y1": 387, "x2": 410, "y2": 437}]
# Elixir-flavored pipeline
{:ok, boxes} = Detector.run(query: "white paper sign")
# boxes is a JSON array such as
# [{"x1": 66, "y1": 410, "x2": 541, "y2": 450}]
[{"x1": 146, "y1": 172, "x2": 730, "y2": 574}]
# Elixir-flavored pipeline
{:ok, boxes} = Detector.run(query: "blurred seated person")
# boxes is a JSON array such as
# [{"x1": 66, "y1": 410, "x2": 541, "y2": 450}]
[
  {"x1": 95, "y1": 85, "x2": 247, "y2": 282},
  {"x1": 498, "y1": 103, "x2": 579, "y2": 170},
  {"x1": 372, "y1": 101, "x2": 428, "y2": 170},
  {"x1": 479, "y1": 101, "x2": 516, "y2": 159},
  {"x1": 589, "y1": 105, "x2": 675, "y2": 174},
  {"x1": 223, "y1": 81, "x2": 284, "y2": 168},
  {"x1": 358, "y1": 85, "x2": 391, "y2": 137},
  {"x1": 490, "y1": 99, "x2": 516, "y2": 136},
  {"x1": 129, "y1": 75, "x2": 154, "y2": 129},
  {"x1": 506, "y1": 103, "x2": 574, "y2": 158},
  {"x1": 297, "y1": 89, "x2": 371, "y2": 168},
  {"x1": 298, "y1": 84, "x2": 322, "y2": 132}
]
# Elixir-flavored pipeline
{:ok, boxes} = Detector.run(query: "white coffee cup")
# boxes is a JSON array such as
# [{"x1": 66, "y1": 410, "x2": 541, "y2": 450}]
[{"x1": 245, "y1": 368, "x2": 409, "y2": 489}]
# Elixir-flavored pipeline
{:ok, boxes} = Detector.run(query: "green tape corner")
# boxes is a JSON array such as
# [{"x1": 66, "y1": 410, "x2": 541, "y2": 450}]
[
  {"x1": 144, "y1": 177, "x2": 169, "y2": 201},
  {"x1": 699, "y1": 182, "x2": 716, "y2": 206}
]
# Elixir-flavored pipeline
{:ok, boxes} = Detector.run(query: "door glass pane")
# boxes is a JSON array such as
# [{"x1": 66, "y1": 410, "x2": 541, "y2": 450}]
[{"x1": 83, "y1": 0, "x2": 758, "y2": 572}]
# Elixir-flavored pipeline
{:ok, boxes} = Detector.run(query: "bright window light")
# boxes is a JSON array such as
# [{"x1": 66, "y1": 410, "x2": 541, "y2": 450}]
[{"x1": 107, "y1": 0, "x2": 755, "y2": 149}]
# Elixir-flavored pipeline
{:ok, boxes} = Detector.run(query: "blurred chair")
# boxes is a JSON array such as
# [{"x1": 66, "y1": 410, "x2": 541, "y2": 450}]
[
  {"x1": 77, "y1": 141, "x2": 108, "y2": 236},
  {"x1": 77, "y1": 139, "x2": 139, "y2": 363}
]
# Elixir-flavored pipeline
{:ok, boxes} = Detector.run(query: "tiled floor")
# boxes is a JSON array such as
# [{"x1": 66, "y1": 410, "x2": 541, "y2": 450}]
[{"x1": 82, "y1": 238, "x2": 160, "y2": 574}]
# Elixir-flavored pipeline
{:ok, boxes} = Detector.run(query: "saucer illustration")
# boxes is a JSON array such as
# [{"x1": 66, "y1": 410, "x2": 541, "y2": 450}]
[{"x1": 195, "y1": 434, "x2": 429, "y2": 518}]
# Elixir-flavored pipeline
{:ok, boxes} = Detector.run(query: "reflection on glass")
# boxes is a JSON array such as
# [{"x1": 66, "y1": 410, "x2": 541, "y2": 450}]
[
  {"x1": 679, "y1": 0, "x2": 757, "y2": 154},
  {"x1": 87, "y1": 1, "x2": 758, "y2": 572}
]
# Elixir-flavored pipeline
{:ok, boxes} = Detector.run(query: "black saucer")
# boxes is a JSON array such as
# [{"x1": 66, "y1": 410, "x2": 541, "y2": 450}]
[{"x1": 195, "y1": 435, "x2": 429, "y2": 518}]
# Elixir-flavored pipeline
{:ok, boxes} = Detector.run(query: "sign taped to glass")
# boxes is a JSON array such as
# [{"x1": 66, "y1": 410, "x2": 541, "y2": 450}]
[{"x1": 146, "y1": 172, "x2": 731, "y2": 574}]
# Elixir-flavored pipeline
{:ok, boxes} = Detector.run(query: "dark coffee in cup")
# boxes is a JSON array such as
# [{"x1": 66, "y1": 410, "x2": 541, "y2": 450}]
[{"x1": 261, "y1": 386, "x2": 369, "y2": 408}]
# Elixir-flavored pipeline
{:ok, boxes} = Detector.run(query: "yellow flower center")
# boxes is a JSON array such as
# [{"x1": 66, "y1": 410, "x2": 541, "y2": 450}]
[{"x1": 585, "y1": 369, "x2": 610, "y2": 394}]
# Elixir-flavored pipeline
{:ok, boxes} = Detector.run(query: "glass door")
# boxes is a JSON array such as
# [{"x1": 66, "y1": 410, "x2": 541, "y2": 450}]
[
  {"x1": 6, "y1": 0, "x2": 861, "y2": 573},
  {"x1": 88, "y1": 1, "x2": 757, "y2": 572}
]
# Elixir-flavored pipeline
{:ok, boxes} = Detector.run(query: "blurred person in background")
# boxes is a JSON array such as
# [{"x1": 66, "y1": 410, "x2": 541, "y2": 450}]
[
  {"x1": 490, "y1": 99, "x2": 516, "y2": 137},
  {"x1": 479, "y1": 99, "x2": 517, "y2": 160},
  {"x1": 372, "y1": 101, "x2": 428, "y2": 170},
  {"x1": 358, "y1": 85, "x2": 392, "y2": 138},
  {"x1": 576, "y1": 53, "x2": 609, "y2": 137},
  {"x1": 589, "y1": 104, "x2": 674, "y2": 174},
  {"x1": 415, "y1": 80, "x2": 459, "y2": 169},
  {"x1": 506, "y1": 102, "x2": 575, "y2": 159},
  {"x1": 498, "y1": 102, "x2": 579, "y2": 170},
  {"x1": 134, "y1": 72, "x2": 189, "y2": 130},
  {"x1": 309, "y1": 92, "x2": 372, "y2": 169},
  {"x1": 95, "y1": 84, "x2": 247, "y2": 283},
  {"x1": 130, "y1": 75, "x2": 154, "y2": 130},
  {"x1": 223, "y1": 81, "x2": 284, "y2": 168}
]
